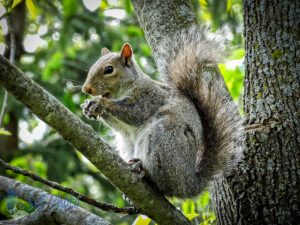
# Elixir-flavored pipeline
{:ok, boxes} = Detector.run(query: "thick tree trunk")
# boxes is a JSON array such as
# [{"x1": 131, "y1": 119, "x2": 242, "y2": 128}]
[
  {"x1": 132, "y1": 0, "x2": 197, "y2": 82},
  {"x1": 213, "y1": 1, "x2": 300, "y2": 224}
]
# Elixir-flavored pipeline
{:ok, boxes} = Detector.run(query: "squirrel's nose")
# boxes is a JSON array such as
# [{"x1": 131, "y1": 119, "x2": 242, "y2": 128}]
[{"x1": 82, "y1": 85, "x2": 95, "y2": 95}]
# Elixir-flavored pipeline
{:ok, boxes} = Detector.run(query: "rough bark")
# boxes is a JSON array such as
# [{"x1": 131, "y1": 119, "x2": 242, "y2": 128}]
[
  {"x1": 213, "y1": 1, "x2": 300, "y2": 225},
  {"x1": 132, "y1": 0, "x2": 197, "y2": 53},
  {"x1": 0, "y1": 176, "x2": 111, "y2": 225},
  {"x1": 0, "y1": 56, "x2": 190, "y2": 225},
  {"x1": 132, "y1": 0, "x2": 197, "y2": 82},
  {"x1": 1, "y1": 210, "x2": 57, "y2": 225}
]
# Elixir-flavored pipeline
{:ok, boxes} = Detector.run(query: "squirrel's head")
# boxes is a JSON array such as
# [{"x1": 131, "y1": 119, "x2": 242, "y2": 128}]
[{"x1": 82, "y1": 43, "x2": 137, "y2": 98}]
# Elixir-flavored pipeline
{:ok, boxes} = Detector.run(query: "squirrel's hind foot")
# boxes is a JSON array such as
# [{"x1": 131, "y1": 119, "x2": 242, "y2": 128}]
[{"x1": 128, "y1": 158, "x2": 146, "y2": 179}]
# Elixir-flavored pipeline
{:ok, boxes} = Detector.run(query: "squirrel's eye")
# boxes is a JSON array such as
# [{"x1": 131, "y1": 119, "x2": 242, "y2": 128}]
[{"x1": 104, "y1": 66, "x2": 114, "y2": 75}]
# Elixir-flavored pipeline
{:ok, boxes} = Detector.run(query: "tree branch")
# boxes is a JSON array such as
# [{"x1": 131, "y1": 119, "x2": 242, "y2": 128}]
[
  {"x1": 0, "y1": 13, "x2": 15, "y2": 127},
  {"x1": 0, "y1": 158, "x2": 139, "y2": 214},
  {"x1": 1, "y1": 209, "x2": 56, "y2": 225},
  {"x1": 0, "y1": 56, "x2": 190, "y2": 224},
  {"x1": 0, "y1": 176, "x2": 111, "y2": 225}
]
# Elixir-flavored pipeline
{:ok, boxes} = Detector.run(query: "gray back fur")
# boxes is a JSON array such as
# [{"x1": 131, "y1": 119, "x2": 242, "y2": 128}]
[{"x1": 158, "y1": 25, "x2": 244, "y2": 181}]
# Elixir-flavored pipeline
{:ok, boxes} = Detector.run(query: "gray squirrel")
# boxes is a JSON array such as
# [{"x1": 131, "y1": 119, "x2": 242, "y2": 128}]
[{"x1": 81, "y1": 26, "x2": 243, "y2": 198}]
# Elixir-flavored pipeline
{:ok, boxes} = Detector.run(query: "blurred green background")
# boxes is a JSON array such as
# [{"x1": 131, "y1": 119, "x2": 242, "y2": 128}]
[{"x1": 0, "y1": 0, "x2": 244, "y2": 224}]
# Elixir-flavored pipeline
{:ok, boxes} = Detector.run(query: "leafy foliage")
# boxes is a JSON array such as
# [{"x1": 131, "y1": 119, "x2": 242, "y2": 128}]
[
  {"x1": 0, "y1": 128, "x2": 11, "y2": 135},
  {"x1": 0, "y1": 0, "x2": 244, "y2": 224}
]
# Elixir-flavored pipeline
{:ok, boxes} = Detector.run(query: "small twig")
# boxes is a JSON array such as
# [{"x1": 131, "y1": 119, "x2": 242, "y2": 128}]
[
  {"x1": 0, "y1": 90, "x2": 8, "y2": 127},
  {"x1": 0, "y1": 11, "x2": 8, "y2": 21},
  {"x1": 0, "y1": 13, "x2": 15, "y2": 127},
  {"x1": 0, "y1": 158, "x2": 140, "y2": 214}
]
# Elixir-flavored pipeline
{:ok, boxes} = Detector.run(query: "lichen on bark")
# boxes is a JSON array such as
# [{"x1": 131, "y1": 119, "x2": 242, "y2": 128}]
[{"x1": 213, "y1": 0, "x2": 300, "y2": 224}]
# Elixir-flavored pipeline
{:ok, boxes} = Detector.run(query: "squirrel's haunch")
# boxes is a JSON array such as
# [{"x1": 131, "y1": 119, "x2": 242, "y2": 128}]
[{"x1": 81, "y1": 25, "x2": 243, "y2": 197}]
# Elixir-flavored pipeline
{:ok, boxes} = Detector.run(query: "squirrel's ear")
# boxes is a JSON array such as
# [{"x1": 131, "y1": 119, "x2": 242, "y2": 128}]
[
  {"x1": 120, "y1": 43, "x2": 133, "y2": 66},
  {"x1": 101, "y1": 47, "x2": 110, "y2": 56}
]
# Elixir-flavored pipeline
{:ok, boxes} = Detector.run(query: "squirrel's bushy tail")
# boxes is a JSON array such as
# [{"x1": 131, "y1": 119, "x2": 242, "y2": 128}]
[{"x1": 159, "y1": 25, "x2": 243, "y2": 182}]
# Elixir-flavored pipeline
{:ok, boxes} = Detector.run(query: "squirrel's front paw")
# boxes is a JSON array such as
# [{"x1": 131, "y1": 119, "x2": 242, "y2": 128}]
[{"x1": 81, "y1": 98, "x2": 103, "y2": 120}]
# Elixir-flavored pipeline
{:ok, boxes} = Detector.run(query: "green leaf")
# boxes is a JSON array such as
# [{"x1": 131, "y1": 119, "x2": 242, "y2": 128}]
[
  {"x1": 63, "y1": 0, "x2": 77, "y2": 18},
  {"x1": 199, "y1": 0, "x2": 207, "y2": 7},
  {"x1": 0, "y1": 25, "x2": 4, "y2": 43},
  {"x1": 100, "y1": 0, "x2": 108, "y2": 10},
  {"x1": 127, "y1": 26, "x2": 143, "y2": 37},
  {"x1": 201, "y1": 10, "x2": 212, "y2": 22},
  {"x1": 0, "y1": 128, "x2": 11, "y2": 136},
  {"x1": 3, "y1": 113, "x2": 10, "y2": 126},
  {"x1": 9, "y1": 155, "x2": 48, "y2": 181},
  {"x1": 140, "y1": 43, "x2": 151, "y2": 56},
  {"x1": 25, "y1": 0, "x2": 37, "y2": 19},
  {"x1": 121, "y1": 0, "x2": 133, "y2": 14},
  {"x1": 32, "y1": 160, "x2": 47, "y2": 178},
  {"x1": 197, "y1": 191, "x2": 210, "y2": 209},
  {"x1": 132, "y1": 215, "x2": 151, "y2": 225},
  {"x1": 10, "y1": 156, "x2": 28, "y2": 168},
  {"x1": 218, "y1": 63, "x2": 244, "y2": 101},
  {"x1": 228, "y1": 48, "x2": 245, "y2": 60},
  {"x1": 182, "y1": 199, "x2": 195, "y2": 215},
  {"x1": 226, "y1": 0, "x2": 233, "y2": 13},
  {"x1": 200, "y1": 214, "x2": 216, "y2": 225},
  {"x1": 186, "y1": 213, "x2": 200, "y2": 221},
  {"x1": 5, "y1": 197, "x2": 34, "y2": 217},
  {"x1": 42, "y1": 52, "x2": 64, "y2": 82},
  {"x1": 12, "y1": 0, "x2": 22, "y2": 9}
]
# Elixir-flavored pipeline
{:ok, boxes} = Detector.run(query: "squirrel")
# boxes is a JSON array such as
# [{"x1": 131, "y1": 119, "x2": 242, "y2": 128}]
[{"x1": 81, "y1": 25, "x2": 243, "y2": 198}]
